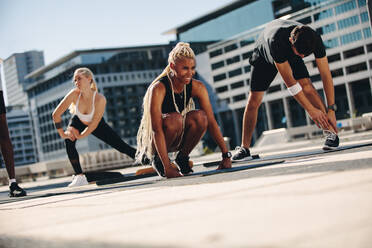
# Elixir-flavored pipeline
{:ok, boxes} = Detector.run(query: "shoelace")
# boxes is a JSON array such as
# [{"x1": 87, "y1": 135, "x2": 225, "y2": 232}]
[{"x1": 323, "y1": 130, "x2": 337, "y2": 141}]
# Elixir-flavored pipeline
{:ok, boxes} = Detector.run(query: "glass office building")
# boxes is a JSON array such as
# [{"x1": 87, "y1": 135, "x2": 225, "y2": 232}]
[{"x1": 194, "y1": 0, "x2": 371, "y2": 147}]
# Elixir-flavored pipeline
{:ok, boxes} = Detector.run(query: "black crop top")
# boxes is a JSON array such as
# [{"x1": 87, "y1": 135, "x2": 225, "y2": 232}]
[{"x1": 159, "y1": 76, "x2": 192, "y2": 114}]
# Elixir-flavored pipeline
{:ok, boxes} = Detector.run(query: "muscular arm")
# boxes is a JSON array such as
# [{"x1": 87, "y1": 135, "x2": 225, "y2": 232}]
[
  {"x1": 316, "y1": 56, "x2": 337, "y2": 132},
  {"x1": 275, "y1": 61, "x2": 329, "y2": 130}
]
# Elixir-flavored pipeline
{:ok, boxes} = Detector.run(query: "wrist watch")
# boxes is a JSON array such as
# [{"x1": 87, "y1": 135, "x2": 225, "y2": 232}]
[
  {"x1": 327, "y1": 104, "x2": 337, "y2": 111},
  {"x1": 222, "y1": 152, "x2": 232, "y2": 159}
]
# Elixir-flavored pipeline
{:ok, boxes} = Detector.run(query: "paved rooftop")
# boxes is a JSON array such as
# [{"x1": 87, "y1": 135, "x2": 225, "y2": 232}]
[{"x1": 0, "y1": 131, "x2": 372, "y2": 248}]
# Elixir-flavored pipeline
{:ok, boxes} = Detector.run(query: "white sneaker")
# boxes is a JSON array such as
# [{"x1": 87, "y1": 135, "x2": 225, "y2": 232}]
[{"x1": 68, "y1": 174, "x2": 89, "y2": 187}]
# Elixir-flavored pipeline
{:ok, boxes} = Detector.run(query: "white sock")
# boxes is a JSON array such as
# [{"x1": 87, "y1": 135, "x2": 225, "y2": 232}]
[{"x1": 9, "y1": 178, "x2": 16, "y2": 186}]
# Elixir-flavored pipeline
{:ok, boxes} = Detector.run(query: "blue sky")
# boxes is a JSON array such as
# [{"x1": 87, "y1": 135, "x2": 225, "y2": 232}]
[{"x1": 0, "y1": 0, "x2": 234, "y2": 64}]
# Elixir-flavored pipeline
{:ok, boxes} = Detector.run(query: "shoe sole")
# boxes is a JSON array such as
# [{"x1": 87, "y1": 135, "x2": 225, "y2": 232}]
[
  {"x1": 322, "y1": 145, "x2": 339, "y2": 151},
  {"x1": 232, "y1": 156, "x2": 255, "y2": 163}
]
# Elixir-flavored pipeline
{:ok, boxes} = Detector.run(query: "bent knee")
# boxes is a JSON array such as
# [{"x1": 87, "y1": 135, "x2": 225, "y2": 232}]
[
  {"x1": 163, "y1": 112, "x2": 183, "y2": 132},
  {"x1": 187, "y1": 110, "x2": 208, "y2": 128}
]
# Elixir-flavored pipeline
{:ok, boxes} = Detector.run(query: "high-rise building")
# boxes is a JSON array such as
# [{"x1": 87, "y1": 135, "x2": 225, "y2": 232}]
[
  {"x1": 3, "y1": 105, "x2": 38, "y2": 166},
  {"x1": 170, "y1": 0, "x2": 372, "y2": 147},
  {"x1": 2, "y1": 50, "x2": 44, "y2": 107}
]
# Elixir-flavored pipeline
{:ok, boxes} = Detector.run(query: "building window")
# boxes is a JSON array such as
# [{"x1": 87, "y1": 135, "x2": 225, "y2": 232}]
[
  {"x1": 310, "y1": 74, "x2": 321, "y2": 82},
  {"x1": 324, "y1": 38, "x2": 339, "y2": 49},
  {"x1": 244, "y1": 65, "x2": 251, "y2": 73},
  {"x1": 346, "y1": 62, "x2": 367, "y2": 74},
  {"x1": 242, "y1": 51, "x2": 253, "y2": 60},
  {"x1": 231, "y1": 81, "x2": 244, "y2": 89},
  {"x1": 240, "y1": 38, "x2": 255, "y2": 47},
  {"x1": 335, "y1": 0, "x2": 356, "y2": 15},
  {"x1": 327, "y1": 53, "x2": 341, "y2": 63},
  {"x1": 209, "y1": 49, "x2": 223, "y2": 58},
  {"x1": 224, "y1": 44, "x2": 238, "y2": 53},
  {"x1": 363, "y1": 27, "x2": 371, "y2": 38},
  {"x1": 316, "y1": 23, "x2": 336, "y2": 35},
  {"x1": 216, "y1": 85, "x2": 228, "y2": 93},
  {"x1": 228, "y1": 68, "x2": 242, "y2": 78},
  {"x1": 211, "y1": 61, "x2": 225, "y2": 70},
  {"x1": 343, "y1": 46, "x2": 365, "y2": 59},
  {"x1": 213, "y1": 73, "x2": 226, "y2": 82},
  {"x1": 233, "y1": 94, "x2": 246, "y2": 102},
  {"x1": 331, "y1": 68, "x2": 344, "y2": 78},
  {"x1": 226, "y1": 55, "x2": 240, "y2": 65},
  {"x1": 367, "y1": 43, "x2": 372, "y2": 52},
  {"x1": 361, "y1": 12, "x2": 369, "y2": 23},
  {"x1": 298, "y1": 16, "x2": 312, "y2": 24},
  {"x1": 340, "y1": 30, "x2": 362, "y2": 45},
  {"x1": 314, "y1": 8, "x2": 333, "y2": 22},
  {"x1": 358, "y1": 0, "x2": 366, "y2": 7},
  {"x1": 337, "y1": 15, "x2": 360, "y2": 30}
]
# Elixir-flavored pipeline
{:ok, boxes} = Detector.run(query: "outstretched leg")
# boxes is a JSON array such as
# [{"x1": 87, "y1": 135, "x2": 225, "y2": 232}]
[{"x1": 92, "y1": 118, "x2": 137, "y2": 159}]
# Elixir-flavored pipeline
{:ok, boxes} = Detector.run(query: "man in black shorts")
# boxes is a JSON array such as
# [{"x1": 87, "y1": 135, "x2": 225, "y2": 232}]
[
  {"x1": 0, "y1": 90, "x2": 27, "y2": 197},
  {"x1": 233, "y1": 19, "x2": 339, "y2": 161}
]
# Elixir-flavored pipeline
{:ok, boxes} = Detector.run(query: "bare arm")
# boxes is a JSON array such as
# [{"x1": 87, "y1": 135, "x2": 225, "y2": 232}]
[
  {"x1": 275, "y1": 61, "x2": 329, "y2": 130},
  {"x1": 316, "y1": 56, "x2": 338, "y2": 132},
  {"x1": 52, "y1": 89, "x2": 77, "y2": 140},
  {"x1": 193, "y1": 81, "x2": 231, "y2": 169},
  {"x1": 150, "y1": 83, "x2": 182, "y2": 177}
]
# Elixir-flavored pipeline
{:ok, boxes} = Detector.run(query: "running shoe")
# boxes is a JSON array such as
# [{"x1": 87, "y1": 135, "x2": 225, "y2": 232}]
[
  {"x1": 152, "y1": 154, "x2": 165, "y2": 177},
  {"x1": 232, "y1": 146, "x2": 252, "y2": 162},
  {"x1": 323, "y1": 130, "x2": 339, "y2": 150},
  {"x1": 68, "y1": 174, "x2": 89, "y2": 187},
  {"x1": 175, "y1": 153, "x2": 193, "y2": 175},
  {"x1": 9, "y1": 182, "x2": 27, "y2": 197}
]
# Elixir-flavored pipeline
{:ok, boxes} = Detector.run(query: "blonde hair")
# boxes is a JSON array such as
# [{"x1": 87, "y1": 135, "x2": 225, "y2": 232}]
[
  {"x1": 69, "y1": 67, "x2": 98, "y2": 114},
  {"x1": 135, "y1": 42, "x2": 196, "y2": 162}
]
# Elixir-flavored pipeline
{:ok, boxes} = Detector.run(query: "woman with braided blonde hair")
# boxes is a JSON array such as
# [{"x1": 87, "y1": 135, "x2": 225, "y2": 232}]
[{"x1": 136, "y1": 42, "x2": 231, "y2": 178}]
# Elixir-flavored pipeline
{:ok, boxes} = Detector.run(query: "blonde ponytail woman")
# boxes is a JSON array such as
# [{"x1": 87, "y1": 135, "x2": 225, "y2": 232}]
[
  {"x1": 52, "y1": 67, "x2": 137, "y2": 187},
  {"x1": 136, "y1": 42, "x2": 232, "y2": 178}
]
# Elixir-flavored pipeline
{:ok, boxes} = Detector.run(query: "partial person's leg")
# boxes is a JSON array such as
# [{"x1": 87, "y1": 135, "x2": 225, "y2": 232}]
[
  {"x1": 0, "y1": 114, "x2": 15, "y2": 179},
  {"x1": 0, "y1": 91, "x2": 27, "y2": 196},
  {"x1": 92, "y1": 118, "x2": 136, "y2": 159},
  {"x1": 174, "y1": 110, "x2": 208, "y2": 174},
  {"x1": 177, "y1": 110, "x2": 208, "y2": 156},
  {"x1": 65, "y1": 116, "x2": 86, "y2": 175},
  {"x1": 241, "y1": 91, "x2": 265, "y2": 148},
  {"x1": 151, "y1": 113, "x2": 184, "y2": 176},
  {"x1": 233, "y1": 61, "x2": 276, "y2": 161}
]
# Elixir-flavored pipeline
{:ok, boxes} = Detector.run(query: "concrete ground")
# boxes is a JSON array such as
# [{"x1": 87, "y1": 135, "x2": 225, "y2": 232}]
[{"x1": 0, "y1": 131, "x2": 372, "y2": 248}]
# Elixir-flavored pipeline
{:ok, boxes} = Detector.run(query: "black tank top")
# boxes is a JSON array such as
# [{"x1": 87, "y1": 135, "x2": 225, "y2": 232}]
[{"x1": 159, "y1": 76, "x2": 192, "y2": 114}]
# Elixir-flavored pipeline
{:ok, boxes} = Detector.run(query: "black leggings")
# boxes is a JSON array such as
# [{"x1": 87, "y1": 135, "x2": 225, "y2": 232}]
[{"x1": 65, "y1": 115, "x2": 136, "y2": 174}]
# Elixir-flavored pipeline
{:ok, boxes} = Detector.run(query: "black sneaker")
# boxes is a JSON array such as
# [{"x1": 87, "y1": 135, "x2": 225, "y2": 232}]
[
  {"x1": 175, "y1": 153, "x2": 193, "y2": 175},
  {"x1": 152, "y1": 154, "x2": 165, "y2": 177},
  {"x1": 232, "y1": 147, "x2": 252, "y2": 162},
  {"x1": 9, "y1": 182, "x2": 27, "y2": 197},
  {"x1": 323, "y1": 131, "x2": 339, "y2": 151},
  {"x1": 141, "y1": 155, "x2": 151, "y2": 165}
]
